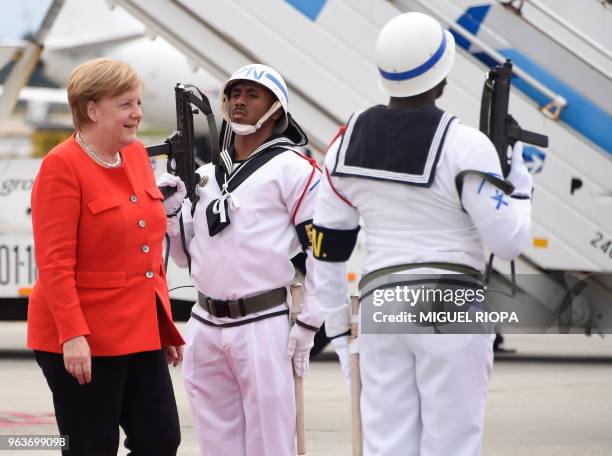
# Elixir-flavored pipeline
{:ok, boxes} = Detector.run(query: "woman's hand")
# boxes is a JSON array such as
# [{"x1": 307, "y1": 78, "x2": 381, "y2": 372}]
[
  {"x1": 166, "y1": 345, "x2": 184, "y2": 367},
  {"x1": 63, "y1": 336, "x2": 92, "y2": 385}
]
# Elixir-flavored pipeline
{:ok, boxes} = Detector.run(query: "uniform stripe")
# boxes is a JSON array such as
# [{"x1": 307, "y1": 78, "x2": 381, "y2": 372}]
[
  {"x1": 291, "y1": 164, "x2": 317, "y2": 223},
  {"x1": 324, "y1": 167, "x2": 353, "y2": 208}
]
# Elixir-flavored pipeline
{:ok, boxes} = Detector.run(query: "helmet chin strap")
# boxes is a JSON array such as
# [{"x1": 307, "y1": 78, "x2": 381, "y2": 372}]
[{"x1": 228, "y1": 101, "x2": 282, "y2": 136}]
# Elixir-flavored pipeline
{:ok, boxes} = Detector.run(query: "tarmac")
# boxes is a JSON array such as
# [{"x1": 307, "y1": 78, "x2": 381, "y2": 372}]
[{"x1": 1, "y1": 322, "x2": 612, "y2": 455}]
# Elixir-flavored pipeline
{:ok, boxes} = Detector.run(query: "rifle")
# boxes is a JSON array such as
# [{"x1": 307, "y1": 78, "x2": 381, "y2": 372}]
[
  {"x1": 146, "y1": 83, "x2": 220, "y2": 202},
  {"x1": 479, "y1": 59, "x2": 550, "y2": 295},
  {"x1": 480, "y1": 59, "x2": 548, "y2": 177}
]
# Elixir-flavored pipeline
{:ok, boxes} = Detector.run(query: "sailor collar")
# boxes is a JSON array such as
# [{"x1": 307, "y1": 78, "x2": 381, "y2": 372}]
[
  {"x1": 206, "y1": 115, "x2": 308, "y2": 236},
  {"x1": 332, "y1": 105, "x2": 456, "y2": 187}
]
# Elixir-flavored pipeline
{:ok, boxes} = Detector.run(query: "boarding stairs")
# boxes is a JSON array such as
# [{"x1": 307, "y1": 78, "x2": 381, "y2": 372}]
[{"x1": 110, "y1": 0, "x2": 612, "y2": 333}]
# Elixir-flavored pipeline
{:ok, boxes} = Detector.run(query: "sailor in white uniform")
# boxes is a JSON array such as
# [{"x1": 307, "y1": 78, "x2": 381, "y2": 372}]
[
  {"x1": 313, "y1": 13, "x2": 533, "y2": 456},
  {"x1": 158, "y1": 64, "x2": 323, "y2": 456}
]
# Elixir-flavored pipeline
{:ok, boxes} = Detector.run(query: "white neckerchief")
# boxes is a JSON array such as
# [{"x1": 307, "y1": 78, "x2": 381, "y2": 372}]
[{"x1": 212, "y1": 125, "x2": 300, "y2": 223}]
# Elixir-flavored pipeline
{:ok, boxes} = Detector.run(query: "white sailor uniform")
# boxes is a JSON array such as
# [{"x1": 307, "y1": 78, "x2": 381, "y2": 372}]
[
  {"x1": 168, "y1": 122, "x2": 323, "y2": 456},
  {"x1": 313, "y1": 106, "x2": 532, "y2": 456}
]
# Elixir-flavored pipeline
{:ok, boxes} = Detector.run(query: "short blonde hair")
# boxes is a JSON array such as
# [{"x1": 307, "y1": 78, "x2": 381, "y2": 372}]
[{"x1": 67, "y1": 58, "x2": 141, "y2": 130}]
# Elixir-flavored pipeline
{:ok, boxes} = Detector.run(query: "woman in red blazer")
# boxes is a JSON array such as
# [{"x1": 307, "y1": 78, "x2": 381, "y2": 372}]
[{"x1": 29, "y1": 58, "x2": 185, "y2": 456}]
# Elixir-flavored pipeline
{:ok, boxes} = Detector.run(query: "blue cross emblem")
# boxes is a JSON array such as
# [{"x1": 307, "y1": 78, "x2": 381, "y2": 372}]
[{"x1": 491, "y1": 190, "x2": 508, "y2": 210}]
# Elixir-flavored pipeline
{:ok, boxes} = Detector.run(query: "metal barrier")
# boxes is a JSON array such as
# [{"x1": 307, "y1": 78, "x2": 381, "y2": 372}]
[{"x1": 411, "y1": 0, "x2": 568, "y2": 119}]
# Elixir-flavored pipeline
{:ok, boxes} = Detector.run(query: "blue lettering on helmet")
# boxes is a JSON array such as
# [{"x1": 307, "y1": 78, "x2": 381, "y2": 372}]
[
  {"x1": 234, "y1": 66, "x2": 288, "y2": 102},
  {"x1": 236, "y1": 66, "x2": 265, "y2": 81},
  {"x1": 250, "y1": 68, "x2": 266, "y2": 80}
]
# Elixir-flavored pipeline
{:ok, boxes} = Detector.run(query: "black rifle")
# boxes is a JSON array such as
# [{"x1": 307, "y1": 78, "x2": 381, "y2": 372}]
[
  {"x1": 479, "y1": 60, "x2": 550, "y2": 296},
  {"x1": 480, "y1": 59, "x2": 548, "y2": 177},
  {"x1": 146, "y1": 83, "x2": 219, "y2": 202}
]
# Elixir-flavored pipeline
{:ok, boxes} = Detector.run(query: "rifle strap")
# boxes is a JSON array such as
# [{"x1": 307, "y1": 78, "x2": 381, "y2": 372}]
[
  {"x1": 179, "y1": 212, "x2": 192, "y2": 274},
  {"x1": 183, "y1": 84, "x2": 221, "y2": 166},
  {"x1": 455, "y1": 170, "x2": 515, "y2": 212}
]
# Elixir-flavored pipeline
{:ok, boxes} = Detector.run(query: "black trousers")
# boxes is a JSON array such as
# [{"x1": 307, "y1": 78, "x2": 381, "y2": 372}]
[{"x1": 34, "y1": 349, "x2": 180, "y2": 456}]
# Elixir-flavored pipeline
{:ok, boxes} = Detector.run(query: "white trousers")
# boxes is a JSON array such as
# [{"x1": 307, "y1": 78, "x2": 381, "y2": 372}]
[
  {"x1": 182, "y1": 314, "x2": 296, "y2": 456},
  {"x1": 360, "y1": 332, "x2": 493, "y2": 456}
]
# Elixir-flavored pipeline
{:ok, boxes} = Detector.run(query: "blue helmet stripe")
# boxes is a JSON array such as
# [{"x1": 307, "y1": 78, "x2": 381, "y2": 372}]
[
  {"x1": 265, "y1": 73, "x2": 289, "y2": 102},
  {"x1": 379, "y1": 28, "x2": 447, "y2": 81}
]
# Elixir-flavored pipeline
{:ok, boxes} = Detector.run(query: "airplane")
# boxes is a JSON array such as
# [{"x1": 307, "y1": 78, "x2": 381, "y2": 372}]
[
  {"x1": 4, "y1": 0, "x2": 610, "y2": 354},
  {"x1": 0, "y1": 0, "x2": 223, "y2": 321},
  {"x1": 1, "y1": 0, "x2": 221, "y2": 135}
]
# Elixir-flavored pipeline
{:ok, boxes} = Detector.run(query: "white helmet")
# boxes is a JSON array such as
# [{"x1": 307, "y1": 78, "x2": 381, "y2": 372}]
[
  {"x1": 219, "y1": 64, "x2": 289, "y2": 135},
  {"x1": 376, "y1": 12, "x2": 455, "y2": 98}
]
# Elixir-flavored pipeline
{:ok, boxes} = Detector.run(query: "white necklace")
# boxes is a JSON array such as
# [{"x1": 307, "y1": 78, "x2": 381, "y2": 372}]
[{"x1": 76, "y1": 132, "x2": 122, "y2": 168}]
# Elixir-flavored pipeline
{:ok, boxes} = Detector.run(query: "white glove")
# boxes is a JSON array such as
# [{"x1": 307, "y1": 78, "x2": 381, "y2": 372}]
[
  {"x1": 507, "y1": 142, "x2": 532, "y2": 197},
  {"x1": 287, "y1": 324, "x2": 316, "y2": 378},
  {"x1": 156, "y1": 173, "x2": 187, "y2": 215},
  {"x1": 330, "y1": 335, "x2": 351, "y2": 393}
]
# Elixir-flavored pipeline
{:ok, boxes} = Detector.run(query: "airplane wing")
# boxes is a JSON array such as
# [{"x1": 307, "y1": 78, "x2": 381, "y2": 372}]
[
  {"x1": 0, "y1": 0, "x2": 65, "y2": 124},
  {"x1": 0, "y1": 85, "x2": 67, "y2": 105}
]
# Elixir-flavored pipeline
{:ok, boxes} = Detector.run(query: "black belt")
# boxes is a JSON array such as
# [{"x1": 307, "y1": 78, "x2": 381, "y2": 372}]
[
  {"x1": 197, "y1": 287, "x2": 287, "y2": 319},
  {"x1": 359, "y1": 261, "x2": 482, "y2": 291}
]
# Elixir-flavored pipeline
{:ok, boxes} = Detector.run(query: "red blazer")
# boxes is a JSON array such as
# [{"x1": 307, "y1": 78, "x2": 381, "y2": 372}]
[{"x1": 28, "y1": 134, "x2": 184, "y2": 356}]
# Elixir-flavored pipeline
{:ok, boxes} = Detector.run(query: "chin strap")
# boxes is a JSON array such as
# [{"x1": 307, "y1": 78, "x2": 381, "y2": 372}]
[{"x1": 226, "y1": 101, "x2": 281, "y2": 136}]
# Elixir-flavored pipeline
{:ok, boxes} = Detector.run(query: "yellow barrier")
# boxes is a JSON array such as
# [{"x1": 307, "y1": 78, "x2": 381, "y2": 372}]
[{"x1": 31, "y1": 130, "x2": 72, "y2": 157}]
